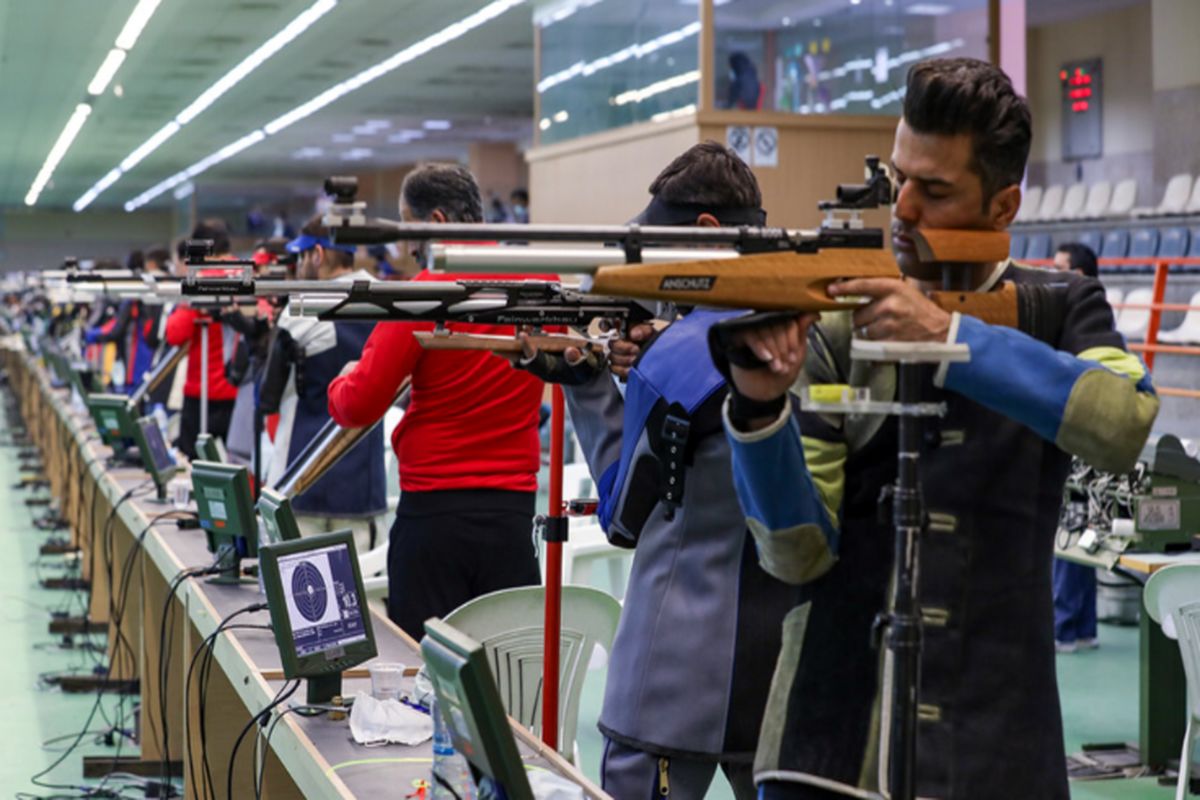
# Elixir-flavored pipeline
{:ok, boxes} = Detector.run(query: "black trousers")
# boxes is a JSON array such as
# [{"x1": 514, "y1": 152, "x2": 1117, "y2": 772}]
[
  {"x1": 387, "y1": 489, "x2": 541, "y2": 640},
  {"x1": 177, "y1": 396, "x2": 235, "y2": 460},
  {"x1": 759, "y1": 782, "x2": 838, "y2": 799}
]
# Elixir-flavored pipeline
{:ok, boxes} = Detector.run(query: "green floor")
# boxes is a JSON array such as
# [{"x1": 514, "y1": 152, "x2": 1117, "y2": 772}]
[{"x1": 0, "y1": 415, "x2": 1182, "y2": 798}]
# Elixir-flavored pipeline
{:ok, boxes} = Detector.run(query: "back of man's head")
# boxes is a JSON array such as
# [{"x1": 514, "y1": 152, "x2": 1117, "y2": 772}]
[
  {"x1": 144, "y1": 248, "x2": 171, "y2": 273},
  {"x1": 1056, "y1": 242, "x2": 1099, "y2": 278},
  {"x1": 650, "y1": 140, "x2": 762, "y2": 212},
  {"x1": 190, "y1": 218, "x2": 232, "y2": 256},
  {"x1": 903, "y1": 57, "x2": 1031, "y2": 206},
  {"x1": 400, "y1": 163, "x2": 483, "y2": 223},
  {"x1": 300, "y1": 214, "x2": 354, "y2": 270}
]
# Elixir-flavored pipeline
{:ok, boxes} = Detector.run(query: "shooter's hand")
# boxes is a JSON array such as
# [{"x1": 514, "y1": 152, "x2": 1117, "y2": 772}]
[
  {"x1": 513, "y1": 329, "x2": 604, "y2": 386},
  {"x1": 606, "y1": 322, "x2": 655, "y2": 380},
  {"x1": 829, "y1": 278, "x2": 951, "y2": 342},
  {"x1": 709, "y1": 313, "x2": 819, "y2": 432}
]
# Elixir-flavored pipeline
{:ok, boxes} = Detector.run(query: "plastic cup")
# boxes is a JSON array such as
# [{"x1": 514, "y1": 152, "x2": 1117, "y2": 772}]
[
  {"x1": 369, "y1": 662, "x2": 406, "y2": 702},
  {"x1": 169, "y1": 477, "x2": 191, "y2": 510}
]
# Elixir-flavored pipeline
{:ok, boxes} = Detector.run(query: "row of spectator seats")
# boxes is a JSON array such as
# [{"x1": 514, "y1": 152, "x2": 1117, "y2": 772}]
[
  {"x1": 1108, "y1": 286, "x2": 1200, "y2": 344},
  {"x1": 1014, "y1": 174, "x2": 1200, "y2": 224},
  {"x1": 1011, "y1": 225, "x2": 1200, "y2": 272}
]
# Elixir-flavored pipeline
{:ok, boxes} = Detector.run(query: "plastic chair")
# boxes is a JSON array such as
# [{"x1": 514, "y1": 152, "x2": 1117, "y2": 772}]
[
  {"x1": 1058, "y1": 183, "x2": 1087, "y2": 220},
  {"x1": 1160, "y1": 227, "x2": 1191, "y2": 261},
  {"x1": 1104, "y1": 287, "x2": 1125, "y2": 310},
  {"x1": 1116, "y1": 287, "x2": 1154, "y2": 341},
  {"x1": 560, "y1": 520, "x2": 633, "y2": 601},
  {"x1": 1135, "y1": 173, "x2": 1193, "y2": 217},
  {"x1": 1129, "y1": 227, "x2": 1161, "y2": 270},
  {"x1": 1037, "y1": 184, "x2": 1064, "y2": 221},
  {"x1": 1188, "y1": 178, "x2": 1200, "y2": 215},
  {"x1": 1101, "y1": 229, "x2": 1130, "y2": 260},
  {"x1": 1009, "y1": 234, "x2": 1028, "y2": 260},
  {"x1": 1025, "y1": 232, "x2": 1052, "y2": 261},
  {"x1": 1143, "y1": 564, "x2": 1200, "y2": 800},
  {"x1": 1108, "y1": 179, "x2": 1138, "y2": 217},
  {"x1": 1077, "y1": 230, "x2": 1103, "y2": 255},
  {"x1": 1158, "y1": 290, "x2": 1200, "y2": 344},
  {"x1": 443, "y1": 585, "x2": 622, "y2": 759},
  {"x1": 1016, "y1": 185, "x2": 1043, "y2": 224},
  {"x1": 1083, "y1": 181, "x2": 1112, "y2": 219}
]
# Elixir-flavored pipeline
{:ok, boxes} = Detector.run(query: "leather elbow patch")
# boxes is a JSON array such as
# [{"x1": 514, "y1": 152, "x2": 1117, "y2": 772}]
[
  {"x1": 748, "y1": 518, "x2": 836, "y2": 584},
  {"x1": 1056, "y1": 368, "x2": 1160, "y2": 473}
]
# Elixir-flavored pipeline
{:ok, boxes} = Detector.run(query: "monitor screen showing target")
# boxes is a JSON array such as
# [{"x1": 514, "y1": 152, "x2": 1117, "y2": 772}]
[{"x1": 278, "y1": 541, "x2": 367, "y2": 659}]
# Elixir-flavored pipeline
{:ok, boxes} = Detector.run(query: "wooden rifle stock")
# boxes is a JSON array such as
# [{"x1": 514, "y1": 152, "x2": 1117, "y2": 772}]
[{"x1": 413, "y1": 331, "x2": 599, "y2": 355}]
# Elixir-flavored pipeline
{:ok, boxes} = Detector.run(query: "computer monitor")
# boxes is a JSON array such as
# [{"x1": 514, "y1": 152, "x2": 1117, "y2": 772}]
[
  {"x1": 191, "y1": 461, "x2": 258, "y2": 584},
  {"x1": 132, "y1": 416, "x2": 178, "y2": 502},
  {"x1": 256, "y1": 488, "x2": 302, "y2": 543},
  {"x1": 421, "y1": 619, "x2": 535, "y2": 800},
  {"x1": 195, "y1": 433, "x2": 227, "y2": 464},
  {"x1": 258, "y1": 530, "x2": 376, "y2": 705},
  {"x1": 85, "y1": 393, "x2": 139, "y2": 462},
  {"x1": 43, "y1": 347, "x2": 71, "y2": 389}
]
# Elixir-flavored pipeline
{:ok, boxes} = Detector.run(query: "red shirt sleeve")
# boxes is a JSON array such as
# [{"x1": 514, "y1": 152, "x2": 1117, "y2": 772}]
[
  {"x1": 165, "y1": 306, "x2": 198, "y2": 346},
  {"x1": 328, "y1": 321, "x2": 424, "y2": 428}
]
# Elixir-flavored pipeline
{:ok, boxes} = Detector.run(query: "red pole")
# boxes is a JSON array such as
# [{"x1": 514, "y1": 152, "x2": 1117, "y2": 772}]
[
  {"x1": 1144, "y1": 260, "x2": 1169, "y2": 372},
  {"x1": 541, "y1": 385, "x2": 565, "y2": 751}
]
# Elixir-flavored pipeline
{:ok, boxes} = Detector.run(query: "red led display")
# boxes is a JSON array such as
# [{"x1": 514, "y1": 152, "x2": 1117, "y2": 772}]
[
  {"x1": 1069, "y1": 87, "x2": 1092, "y2": 100},
  {"x1": 1071, "y1": 100, "x2": 1090, "y2": 113}
]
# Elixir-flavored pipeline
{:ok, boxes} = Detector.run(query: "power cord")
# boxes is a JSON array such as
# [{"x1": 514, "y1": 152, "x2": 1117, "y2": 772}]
[{"x1": 225, "y1": 680, "x2": 299, "y2": 800}]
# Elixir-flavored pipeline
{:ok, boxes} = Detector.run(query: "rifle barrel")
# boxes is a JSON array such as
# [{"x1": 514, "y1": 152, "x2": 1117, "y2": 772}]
[{"x1": 429, "y1": 244, "x2": 739, "y2": 274}]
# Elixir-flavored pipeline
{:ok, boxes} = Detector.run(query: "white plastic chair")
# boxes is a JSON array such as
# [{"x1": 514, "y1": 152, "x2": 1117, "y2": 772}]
[
  {"x1": 1135, "y1": 173, "x2": 1193, "y2": 217},
  {"x1": 1036, "y1": 184, "x2": 1064, "y2": 221},
  {"x1": 443, "y1": 585, "x2": 622, "y2": 760},
  {"x1": 551, "y1": 462, "x2": 634, "y2": 599},
  {"x1": 1144, "y1": 564, "x2": 1200, "y2": 800},
  {"x1": 1187, "y1": 179, "x2": 1200, "y2": 215},
  {"x1": 1016, "y1": 185, "x2": 1042, "y2": 224},
  {"x1": 1083, "y1": 181, "x2": 1112, "y2": 219},
  {"x1": 1058, "y1": 183, "x2": 1087, "y2": 220},
  {"x1": 1108, "y1": 179, "x2": 1139, "y2": 217},
  {"x1": 1104, "y1": 287, "x2": 1125, "y2": 310},
  {"x1": 1158, "y1": 290, "x2": 1200, "y2": 344},
  {"x1": 1116, "y1": 287, "x2": 1154, "y2": 341}
]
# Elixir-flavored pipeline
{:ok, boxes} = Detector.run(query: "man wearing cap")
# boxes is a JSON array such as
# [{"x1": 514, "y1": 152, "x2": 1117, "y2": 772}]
[
  {"x1": 519, "y1": 141, "x2": 795, "y2": 799},
  {"x1": 259, "y1": 214, "x2": 387, "y2": 553}
]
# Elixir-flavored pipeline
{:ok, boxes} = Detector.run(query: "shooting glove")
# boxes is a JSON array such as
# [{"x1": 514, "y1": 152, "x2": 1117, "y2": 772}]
[{"x1": 708, "y1": 311, "x2": 795, "y2": 428}]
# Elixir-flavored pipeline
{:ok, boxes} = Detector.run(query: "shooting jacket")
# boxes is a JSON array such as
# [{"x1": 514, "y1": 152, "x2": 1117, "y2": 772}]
[
  {"x1": 566, "y1": 309, "x2": 799, "y2": 761},
  {"x1": 724, "y1": 263, "x2": 1159, "y2": 798},
  {"x1": 262, "y1": 278, "x2": 386, "y2": 519}
]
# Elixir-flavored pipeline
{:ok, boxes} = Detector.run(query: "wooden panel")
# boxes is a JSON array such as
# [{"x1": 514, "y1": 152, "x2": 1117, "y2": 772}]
[
  {"x1": 698, "y1": 110, "x2": 898, "y2": 230},
  {"x1": 140, "y1": 561, "x2": 187, "y2": 765},
  {"x1": 527, "y1": 117, "x2": 700, "y2": 223}
]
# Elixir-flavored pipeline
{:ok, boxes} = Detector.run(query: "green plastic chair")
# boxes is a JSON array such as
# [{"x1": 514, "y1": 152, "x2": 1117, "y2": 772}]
[
  {"x1": 1144, "y1": 563, "x2": 1200, "y2": 800},
  {"x1": 443, "y1": 585, "x2": 621, "y2": 760}
]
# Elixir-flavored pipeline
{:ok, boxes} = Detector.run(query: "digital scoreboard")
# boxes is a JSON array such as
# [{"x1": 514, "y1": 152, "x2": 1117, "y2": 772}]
[{"x1": 1060, "y1": 58, "x2": 1102, "y2": 160}]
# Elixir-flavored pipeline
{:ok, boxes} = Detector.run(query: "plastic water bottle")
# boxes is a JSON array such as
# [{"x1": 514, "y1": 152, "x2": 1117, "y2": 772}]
[{"x1": 430, "y1": 696, "x2": 476, "y2": 800}]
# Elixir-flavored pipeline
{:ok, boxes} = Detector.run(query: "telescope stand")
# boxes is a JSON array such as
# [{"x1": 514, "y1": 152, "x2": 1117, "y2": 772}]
[
  {"x1": 197, "y1": 317, "x2": 210, "y2": 437},
  {"x1": 804, "y1": 338, "x2": 970, "y2": 800}
]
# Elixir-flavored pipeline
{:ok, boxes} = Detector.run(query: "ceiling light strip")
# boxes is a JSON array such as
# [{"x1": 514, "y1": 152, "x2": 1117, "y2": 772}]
[
  {"x1": 537, "y1": 21, "x2": 700, "y2": 94},
  {"x1": 25, "y1": 0, "x2": 165, "y2": 207},
  {"x1": 124, "y1": 0, "x2": 527, "y2": 212},
  {"x1": 74, "y1": 0, "x2": 338, "y2": 212}
]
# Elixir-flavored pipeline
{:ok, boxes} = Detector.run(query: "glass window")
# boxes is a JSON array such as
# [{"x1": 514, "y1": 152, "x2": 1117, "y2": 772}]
[
  {"x1": 536, "y1": 0, "x2": 701, "y2": 144},
  {"x1": 713, "y1": 0, "x2": 989, "y2": 116}
]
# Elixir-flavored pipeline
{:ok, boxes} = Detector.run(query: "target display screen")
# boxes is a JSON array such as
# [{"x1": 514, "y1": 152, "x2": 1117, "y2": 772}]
[{"x1": 277, "y1": 542, "x2": 367, "y2": 659}]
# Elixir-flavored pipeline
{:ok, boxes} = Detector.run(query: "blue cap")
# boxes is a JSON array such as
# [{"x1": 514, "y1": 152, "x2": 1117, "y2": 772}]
[{"x1": 285, "y1": 233, "x2": 356, "y2": 254}]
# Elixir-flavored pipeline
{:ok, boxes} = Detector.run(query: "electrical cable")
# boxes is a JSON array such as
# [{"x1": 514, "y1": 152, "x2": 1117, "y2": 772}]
[{"x1": 225, "y1": 680, "x2": 299, "y2": 800}]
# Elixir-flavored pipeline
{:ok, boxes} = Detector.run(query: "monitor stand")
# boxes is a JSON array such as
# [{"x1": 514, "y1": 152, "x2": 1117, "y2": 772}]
[
  {"x1": 207, "y1": 542, "x2": 255, "y2": 585},
  {"x1": 306, "y1": 673, "x2": 344, "y2": 706}
]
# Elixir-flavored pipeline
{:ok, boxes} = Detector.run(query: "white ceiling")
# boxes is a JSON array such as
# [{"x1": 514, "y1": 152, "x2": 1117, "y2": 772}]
[{"x1": 0, "y1": 0, "x2": 536, "y2": 210}]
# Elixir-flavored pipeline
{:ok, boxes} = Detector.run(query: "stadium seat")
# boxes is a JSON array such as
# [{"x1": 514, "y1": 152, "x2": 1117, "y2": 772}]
[
  {"x1": 1016, "y1": 185, "x2": 1042, "y2": 224},
  {"x1": 1057, "y1": 183, "x2": 1087, "y2": 219},
  {"x1": 1077, "y1": 230, "x2": 1103, "y2": 255},
  {"x1": 1082, "y1": 181, "x2": 1111, "y2": 219},
  {"x1": 1133, "y1": 173, "x2": 1193, "y2": 217},
  {"x1": 1187, "y1": 178, "x2": 1200, "y2": 215},
  {"x1": 1036, "y1": 184, "x2": 1064, "y2": 221},
  {"x1": 1116, "y1": 287, "x2": 1153, "y2": 340},
  {"x1": 1100, "y1": 229, "x2": 1130, "y2": 260},
  {"x1": 1024, "y1": 232, "x2": 1052, "y2": 261},
  {"x1": 1107, "y1": 179, "x2": 1138, "y2": 216},
  {"x1": 1009, "y1": 234, "x2": 1027, "y2": 260},
  {"x1": 1128, "y1": 227, "x2": 1161, "y2": 270},
  {"x1": 1159, "y1": 227, "x2": 1190, "y2": 261},
  {"x1": 1158, "y1": 290, "x2": 1200, "y2": 344}
]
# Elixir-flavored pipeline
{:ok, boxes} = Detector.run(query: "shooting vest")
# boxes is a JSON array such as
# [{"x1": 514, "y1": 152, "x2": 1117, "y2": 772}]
[{"x1": 590, "y1": 309, "x2": 799, "y2": 759}]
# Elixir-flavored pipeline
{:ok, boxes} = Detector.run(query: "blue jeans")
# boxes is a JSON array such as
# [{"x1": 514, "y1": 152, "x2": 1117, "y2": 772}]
[{"x1": 1052, "y1": 559, "x2": 1097, "y2": 643}]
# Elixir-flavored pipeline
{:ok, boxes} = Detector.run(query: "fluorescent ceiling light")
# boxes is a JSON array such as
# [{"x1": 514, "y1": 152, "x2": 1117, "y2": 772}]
[
  {"x1": 124, "y1": 0, "x2": 527, "y2": 212},
  {"x1": 537, "y1": 21, "x2": 701, "y2": 93},
  {"x1": 423, "y1": 119, "x2": 452, "y2": 130},
  {"x1": 25, "y1": 104, "x2": 92, "y2": 206},
  {"x1": 72, "y1": 168, "x2": 122, "y2": 212},
  {"x1": 293, "y1": 147, "x2": 325, "y2": 159},
  {"x1": 74, "y1": 0, "x2": 337, "y2": 211},
  {"x1": 332, "y1": 132, "x2": 356, "y2": 143},
  {"x1": 906, "y1": 3, "x2": 952, "y2": 14},
  {"x1": 87, "y1": 48, "x2": 127, "y2": 96},
  {"x1": 340, "y1": 147, "x2": 374, "y2": 161},
  {"x1": 172, "y1": 182, "x2": 194, "y2": 200},
  {"x1": 552, "y1": 110, "x2": 569, "y2": 122},
  {"x1": 115, "y1": 0, "x2": 164, "y2": 49},
  {"x1": 388, "y1": 129, "x2": 425, "y2": 143},
  {"x1": 651, "y1": 104, "x2": 696, "y2": 123},
  {"x1": 610, "y1": 70, "x2": 699, "y2": 106}
]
